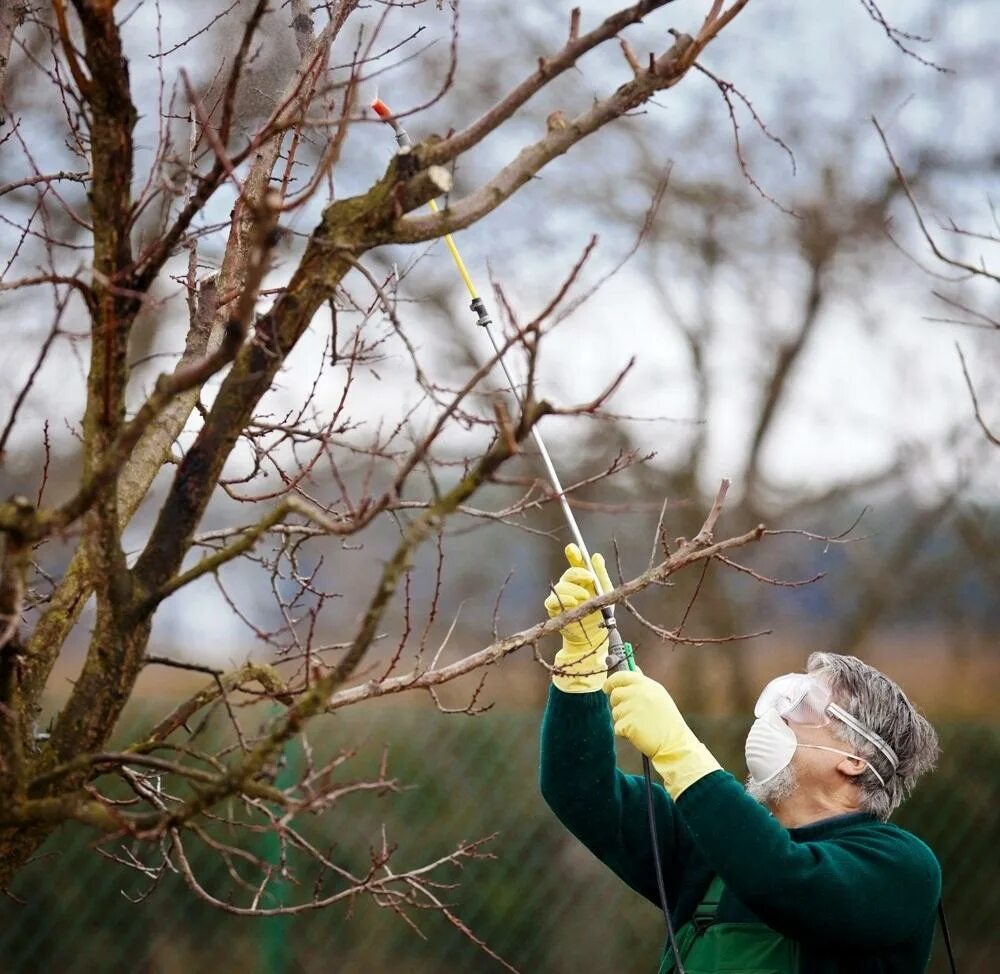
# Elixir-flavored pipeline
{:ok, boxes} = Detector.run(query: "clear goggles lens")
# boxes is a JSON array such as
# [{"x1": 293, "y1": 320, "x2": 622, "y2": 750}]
[{"x1": 754, "y1": 673, "x2": 833, "y2": 727}]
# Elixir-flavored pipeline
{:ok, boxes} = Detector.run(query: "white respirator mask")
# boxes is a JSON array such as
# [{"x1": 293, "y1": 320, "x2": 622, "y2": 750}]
[{"x1": 744, "y1": 673, "x2": 897, "y2": 788}]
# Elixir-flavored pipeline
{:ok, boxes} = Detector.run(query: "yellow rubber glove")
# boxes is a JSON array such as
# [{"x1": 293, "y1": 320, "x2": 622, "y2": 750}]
[
  {"x1": 544, "y1": 543, "x2": 612, "y2": 693},
  {"x1": 604, "y1": 669, "x2": 721, "y2": 798}
]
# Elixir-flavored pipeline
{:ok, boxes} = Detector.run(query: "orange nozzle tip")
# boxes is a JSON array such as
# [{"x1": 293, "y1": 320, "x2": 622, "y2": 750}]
[{"x1": 371, "y1": 98, "x2": 393, "y2": 119}]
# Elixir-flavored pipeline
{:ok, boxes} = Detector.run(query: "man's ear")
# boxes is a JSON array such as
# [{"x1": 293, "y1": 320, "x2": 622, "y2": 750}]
[{"x1": 837, "y1": 755, "x2": 868, "y2": 779}]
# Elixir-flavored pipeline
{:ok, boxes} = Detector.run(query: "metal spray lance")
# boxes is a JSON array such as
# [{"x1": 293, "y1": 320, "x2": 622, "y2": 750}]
[
  {"x1": 371, "y1": 98, "x2": 684, "y2": 971},
  {"x1": 370, "y1": 96, "x2": 634, "y2": 672}
]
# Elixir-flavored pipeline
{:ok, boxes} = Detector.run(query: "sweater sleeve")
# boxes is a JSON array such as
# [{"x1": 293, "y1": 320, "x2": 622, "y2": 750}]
[
  {"x1": 675, "y1": 771, "x2": 942, "y2": 949},
  {"x1": 539, "y1": 686, "x2": 695, "y2": 909}
]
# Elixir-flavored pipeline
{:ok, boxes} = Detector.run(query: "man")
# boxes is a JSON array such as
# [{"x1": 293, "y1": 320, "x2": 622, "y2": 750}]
[{"x1": 539, "y1": 544, "x2": 942, "y2": 974}]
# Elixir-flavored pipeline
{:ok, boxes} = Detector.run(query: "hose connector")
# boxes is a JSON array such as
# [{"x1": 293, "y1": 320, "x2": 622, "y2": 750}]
[
  {"x1": 603, "y1": 611, "x2": 635, "y2": 674},
  {"x1": 471, "y1": 297, "x2": 492, "y2": 328}
]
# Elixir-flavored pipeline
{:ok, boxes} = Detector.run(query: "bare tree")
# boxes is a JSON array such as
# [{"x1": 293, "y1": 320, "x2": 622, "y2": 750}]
[
  {"x1": 3, "y1": 0, "x2": 988, "y2": 956},
  {"x1": 0, "y1": 0, "x2": 785, "y2": 947}
]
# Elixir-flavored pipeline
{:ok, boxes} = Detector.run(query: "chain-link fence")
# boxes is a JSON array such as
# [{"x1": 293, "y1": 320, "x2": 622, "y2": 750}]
[{"x1": 2, "y1": 705, "x2": 996, "y2": 973}]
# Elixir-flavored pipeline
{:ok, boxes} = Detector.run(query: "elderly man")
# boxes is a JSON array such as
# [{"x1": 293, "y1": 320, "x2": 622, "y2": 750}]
[{"x1": 539, "y1": 545, "x2": 942, "y2": 974}]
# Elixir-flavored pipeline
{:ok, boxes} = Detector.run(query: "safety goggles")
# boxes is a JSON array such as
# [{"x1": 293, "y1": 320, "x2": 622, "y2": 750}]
[{"x1": 754, "y1": 673, "x2": 899, "y2": 778}]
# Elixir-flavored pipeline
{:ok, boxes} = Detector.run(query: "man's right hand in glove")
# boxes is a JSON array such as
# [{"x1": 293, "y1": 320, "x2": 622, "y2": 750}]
[{"x1": 544, "y1": 543, "x2": 612, "y2": 693}]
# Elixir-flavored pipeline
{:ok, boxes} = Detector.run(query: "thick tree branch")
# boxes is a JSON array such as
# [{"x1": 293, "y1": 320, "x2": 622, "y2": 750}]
[
  {"x1": 325, "y1": 485, "x2": 760, "y2": 711},
  {"x1": 393, "y1": 31, "x2": 697, "y2": 244},
  {"x1": 52, "y1": 3, "x2": 143, "y2": 787},
  {"x1": 419, "y1": 0, "x2": 682, "y2": 168},
  {"x1": 140, "y1": 662, "x2": 291, "y2": 746}
]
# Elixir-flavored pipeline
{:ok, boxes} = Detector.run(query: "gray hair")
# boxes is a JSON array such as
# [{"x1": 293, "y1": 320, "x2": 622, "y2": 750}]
[{"x1": 807, "y1": 652, "x2": 939, "y2": 821}]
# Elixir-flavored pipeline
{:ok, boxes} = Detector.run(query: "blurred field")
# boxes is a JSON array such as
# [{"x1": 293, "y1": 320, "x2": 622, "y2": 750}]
[{"x1": 7, "y1": 664, "x2": 998, "y2": 974}]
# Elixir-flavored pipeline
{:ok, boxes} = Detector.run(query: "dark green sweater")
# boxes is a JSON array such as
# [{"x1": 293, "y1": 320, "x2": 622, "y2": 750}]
[{"x1": 539, "y1": 688, "x2": 941, "y2": 974}]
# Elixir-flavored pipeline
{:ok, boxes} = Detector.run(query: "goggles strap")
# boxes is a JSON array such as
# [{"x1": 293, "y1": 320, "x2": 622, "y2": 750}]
[{"x1": 827, "y1": 703, "x2": 898, "y2": 778}]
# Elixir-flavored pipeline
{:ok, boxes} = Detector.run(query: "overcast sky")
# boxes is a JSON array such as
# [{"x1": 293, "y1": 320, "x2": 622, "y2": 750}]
[{"x1": 1, "y1": 0, "x2": 997, "y2": 659}]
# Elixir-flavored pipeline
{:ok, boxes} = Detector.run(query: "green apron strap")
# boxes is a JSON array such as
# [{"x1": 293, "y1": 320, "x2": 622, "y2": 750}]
[{"x1": 691, "y1": 875, "x2": 726, "y2": 932}]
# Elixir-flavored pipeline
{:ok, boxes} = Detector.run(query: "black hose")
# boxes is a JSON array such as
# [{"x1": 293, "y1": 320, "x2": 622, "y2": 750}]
[
  {"x1": 606, "y1": 615, "x2": 685, "y2": 972},
  {"x1": 642, "y1": 755, "x2": 686, "y2": 973},
  {"x1": 938, "y1": 898, "x2": 958, "y2": 974}
]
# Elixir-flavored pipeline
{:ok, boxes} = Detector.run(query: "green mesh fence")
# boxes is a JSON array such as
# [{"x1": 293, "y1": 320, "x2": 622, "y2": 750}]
[{"x1": 1, "y1": 707, "x2": 996, "y2": 973}]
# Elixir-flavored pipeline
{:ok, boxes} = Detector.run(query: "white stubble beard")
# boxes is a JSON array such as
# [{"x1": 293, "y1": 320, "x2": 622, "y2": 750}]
[{"x1": 745, "y1": 763, "x2": 798, "y2": 809}]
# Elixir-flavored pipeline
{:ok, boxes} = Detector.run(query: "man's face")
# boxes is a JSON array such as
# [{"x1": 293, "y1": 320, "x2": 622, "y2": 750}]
[{"x1": 745, "y1": 709, "x2": 867, "y2": 810}]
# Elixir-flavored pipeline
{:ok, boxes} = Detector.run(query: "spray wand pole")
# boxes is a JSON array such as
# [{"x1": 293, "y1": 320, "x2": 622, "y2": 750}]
[{"x1": 370, "y1": 97, "x2": 634, "y2": 672}]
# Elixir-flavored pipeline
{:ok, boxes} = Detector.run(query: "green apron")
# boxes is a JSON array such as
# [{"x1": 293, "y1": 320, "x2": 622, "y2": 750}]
[{"x1": 658, "y1": 876, "x2": 800, "y2": 974}]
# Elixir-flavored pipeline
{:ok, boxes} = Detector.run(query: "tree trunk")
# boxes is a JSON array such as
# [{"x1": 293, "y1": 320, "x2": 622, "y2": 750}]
[{"x1": 0, "y1": 824, "x2": 51, "y2": 891}]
